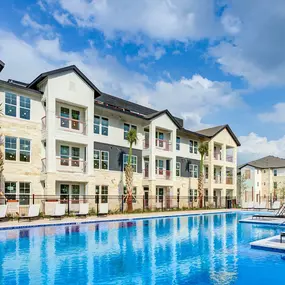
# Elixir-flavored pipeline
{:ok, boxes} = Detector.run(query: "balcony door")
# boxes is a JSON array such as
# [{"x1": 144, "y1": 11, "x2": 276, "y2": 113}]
[{"x1": 156, "y1": 132, "x2": 164, "y2": 148}]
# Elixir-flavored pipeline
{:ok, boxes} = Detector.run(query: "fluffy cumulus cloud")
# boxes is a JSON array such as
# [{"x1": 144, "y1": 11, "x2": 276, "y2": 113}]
[
  {"x1": 45, "y1": 0, "x2": 222, "y2": 41},
  {"x1": 259, "y1": 103, "x2": 285, "y2": 123},
  {"x1": 210, "y1": 0, "x2": 285, "y2": 87},
  {"x1": 238, "y1": 133, "x2": 285, "y2": 164}
]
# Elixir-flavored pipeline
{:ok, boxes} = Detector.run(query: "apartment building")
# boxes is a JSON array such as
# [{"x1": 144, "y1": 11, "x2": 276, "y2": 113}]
[
  {"x1": 0, "y1": 65, "x2": 240, "y2": 211},
  {"x1": 239, "y1": 156, "x2": 285, "y2": 205}
]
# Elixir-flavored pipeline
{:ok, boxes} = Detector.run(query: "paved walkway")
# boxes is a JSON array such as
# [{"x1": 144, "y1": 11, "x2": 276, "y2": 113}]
[{"x1": 0, "y1": 209, "x2": 239, "y2": 230}]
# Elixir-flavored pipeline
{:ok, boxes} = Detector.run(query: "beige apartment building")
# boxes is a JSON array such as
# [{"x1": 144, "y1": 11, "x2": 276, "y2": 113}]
[
  {"x1": 239, "y1": 156, "x2": 285, "y2": 206},
  {"x1": 0, "y1": 65, "x2": 240, "y2": 212}
]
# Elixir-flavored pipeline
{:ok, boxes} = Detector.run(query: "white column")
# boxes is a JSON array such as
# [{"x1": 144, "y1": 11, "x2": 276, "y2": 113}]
[
  {"x1": 149, "y1": 122, "x2": 156, "y2": 180},
  {"x1": 86, "y1": 104, "x2": 94, "y2": 175}
]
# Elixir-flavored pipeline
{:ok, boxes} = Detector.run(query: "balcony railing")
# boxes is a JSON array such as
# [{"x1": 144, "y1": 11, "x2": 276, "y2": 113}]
[
  {"x1": 155, "y1": 139, "x2": 171, "y2": 151},
  {"x1": 155, "y1": 169, "x2": 171, "y2": 180},
  {"x1": 226, "y1": 155, "x2": 234, "y2": 162},
  {"x1": 143, "y1": 140, "x2": 150, "y2": 149},
  {"x1": 214, "y1": 175, "x2": 222, "y2": 184},
  {"x1": 57, "y1": 116, "x2": 87, "y2": 135},
  {"x1": 226, "y1": 177, "x2": 233, "y2": 184},
  {"x1": 214, "y1": 152, "x2": 222, "y2": 160},
  {"x1": 57, "y1": 158, "x2": 87, "y2": 173}
]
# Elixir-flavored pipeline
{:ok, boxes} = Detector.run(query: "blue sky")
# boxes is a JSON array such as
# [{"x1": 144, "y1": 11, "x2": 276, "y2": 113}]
[{"x1": 1, "y1": 0, "x2": 285, "y2": 163}]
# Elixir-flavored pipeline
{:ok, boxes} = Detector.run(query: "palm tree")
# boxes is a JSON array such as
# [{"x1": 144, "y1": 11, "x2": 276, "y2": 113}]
[
  {"x1": 0, "y1": 103, "x2": 4, "y2": 194},
  {"x1": 198, "y1": 142, "x2": 208, "y2": 208},
  {"x1": 125, "y1": 128, "x2": 138, "y2": 212}
]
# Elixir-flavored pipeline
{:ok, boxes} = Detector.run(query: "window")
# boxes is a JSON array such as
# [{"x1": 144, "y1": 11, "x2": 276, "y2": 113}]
[
  {"x1": 257, "y1": 169, "x2": 259, "y2": 174},
  {"x1": 60, "y1": 184, "x2": 69, "y2": 204},
  {"x1": 245, "y1": 170, "x2": 251, "y2": 179},
  {"x1": 101, "y1": 151, "x2": 109, "y2": 170},
  {"x1": 189, "y1": 164, "x2": 198, "y2": 178},
  {"x1": 71, "y1": 147, "x2": 80, "y2": 167},
  {"x1": 19, "y1": 182, "x2": 30, "y2": 205},
  {"x1": 94, "y1": 150, "x2": 109, "y2": 170},
  {"x1": 123, "y1": 154, "x2": 137, "y2": 172},
  {"x1": 94, "y1": 116, "x2": 100, "y2": 134},
  {"x1": 60, "y1": 146, "x2": 70, "y2": 166},
  {"x1": 60, "y1": 107, "x2": 70, "y2": 128},
  {"x1": 176, "y1": 162, "x2": 181, "y2": 177},
  {"x1": 5, "y1": 182, "x2": 16, "y2": 201},
  {"x1": 19, "y1": 139, "x2": 31, "y2": 162},
  {"x1": 94, "y1": 116, "x2": 109, "y2": 136},
  {"x1": 257, "y1": 182, "x2": 259, "y2": 186},
  {"x1": 71, "y1": 185, "x2": 80, "y2": 204},
  {"x1": 101, "y1": 186, "x2": 108, "y2": 203},
  {"x1": 204, "y1": 189, "x2": 208, "y2": 202},
  {"x1": 101, "y1": 118, "x2": 109, "y2": 136},
  {"x1": 60, "y1": 107, "x2": 81, "y2": 130},
  {"x1": 20, "y1": 96, "x2": 30, "y2": 120},
  {"x1": 94, "y1": 150, "x2": 100, "y2": 169},
  {"x1": 176, "y1": 137, "x2": 180, "y2": 151},
  {"x1": 264, "y1": 170, "x2": 266, "y2": 173},
  {"x1": 189, "y1": 189, "x2": 197, "y2": 203},
  {"x1": 156, "y1": 188, "x2": 164, "y2": 203},
  {"x1": 5, "y1": 93, "x2": 17, "y2": 117},
  {"x1": 95, "y1": 186, "x2": 100, "y2": 203},
  {"x1": 274, "y1": 182, "x2": 278, "y2": 189},
  {"x1": 124, "y1": 123, "x2": 137, "y2": 140},
  {"x1": 71, "y1": 110, "x2": 80, "y2": 130},
  {"x1": 189, "y1": 140, "x2": 198, "y2": 154},
  {"x1": 5, "y1": 136, "x2": 17, "y2": 161},
  {"x1": 156, "y1": 159, "x2": 164, "y2": 175},
  {"x1": 273, "y1": 169, "x2": 277, "y2": 176}
]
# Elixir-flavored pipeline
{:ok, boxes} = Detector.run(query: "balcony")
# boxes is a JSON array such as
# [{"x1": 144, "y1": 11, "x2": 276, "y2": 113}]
[
  {"x1": 143, "y1": 169, "x2": 149, "y2": 179},
  {"x1": 214, "y1": 175, "x2": 222, "y2": 184},
  {"x1": 57, "y1": 116, "x2": 87, "y2": 135},
  {"x1": 156, "y1": 169, "x2": 171, "y2": 180},
  {"x1": 226, "y1": 155, "x2": 234, "y2": 163},
  {"x1": 143, "y1": 139, "x2": 150, "y2": 149},
  {"x1": 57, "y1": 157, "x2": 87, "y2": 173},
  {"x1": 226, "y1": 177, "x2": 233, "y2": 184},
  {"x1": 156, "y1": 139, "x2": 171, "y2": 151},
  {"x1": 214, "y1": 152, "x2": 222, "y2": 160}
]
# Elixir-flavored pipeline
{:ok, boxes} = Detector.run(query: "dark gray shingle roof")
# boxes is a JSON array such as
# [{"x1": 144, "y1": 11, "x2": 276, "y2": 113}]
[{"x1": 240, "y1": 156, "x2": 285, "y2": 169}]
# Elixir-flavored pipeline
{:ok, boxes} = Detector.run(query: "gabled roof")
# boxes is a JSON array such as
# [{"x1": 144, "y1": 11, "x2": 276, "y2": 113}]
[
  {"x1": 177, "y1": 128, "x2": 209, "y2": 139},
  {"x1": 0, "y1": 60, "x2": 4, "y2": 72},
  {"x1": 144, "y1": 109, "x2": 182, "y2": 128},
  {"x1": 196, "y1": 124, "x2": 241, "y2": 146},
  {"x1": 27, "y1": 65, "x2": 101, "y2": 97},
  {"x1": 239, "y1": 156, "x2": 285, "y2": 169}
]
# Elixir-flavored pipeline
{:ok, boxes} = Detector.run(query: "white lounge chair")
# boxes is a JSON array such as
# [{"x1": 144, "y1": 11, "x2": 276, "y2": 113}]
[
  {"x1": 76, "y1": 203, "x2": 89, "y2": 218},
  {"x1": 246, "y1": 202, "x2": 254, "y2": 210},
  {"x1": 270, "y1": 201, "x2": 281, "y2": 211},
  {"x1": 98, "y1": 203, "x2": 108, "y2": 216},
  {"x1": 254, "y1": 202, "x2": 266, "y2": 210},
  {"x1": 0, "y1": 205, "x2": 7, "y2": 221},
  {"x1": 18, "y1": 204, "x2": 40, "y2": 221},
  {"x1": 50, "y1": 204, "x2": 66, "y2": 219},
  {"x1": 241, "y1": 202, "x2": 248, "y2": 209}
]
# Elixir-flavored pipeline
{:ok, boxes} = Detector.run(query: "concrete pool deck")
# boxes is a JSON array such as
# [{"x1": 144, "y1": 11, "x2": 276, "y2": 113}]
[
  {"x1": 239, "y1": 217, "x2": 285, "y2": 226},
  {"x1": 251, "y1": 235, "x2": 285, "y2": 253},
  {"x1": 0, "y1": 209, "x2": 239, "y2": 230}
]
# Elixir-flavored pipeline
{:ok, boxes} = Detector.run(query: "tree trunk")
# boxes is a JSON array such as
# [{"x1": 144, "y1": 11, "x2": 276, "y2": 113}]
[
  {"x1": 198, "y1": 171, "x2": 204, "y2": 208},
  {"x1": 125, "y1": 164, "x2": 133, "y2": 212}
]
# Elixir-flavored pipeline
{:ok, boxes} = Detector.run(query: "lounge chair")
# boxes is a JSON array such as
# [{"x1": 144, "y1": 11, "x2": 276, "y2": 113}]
[
  {"x1": 269, "y1": 201, "x2": 281, "y2": 211},
  {"x1": 98, "y1": 203, "x2": 108, "y2": 216},
  {"x1": 254, "y1": 202, "x2": 267, "y2": 211},
  {"x1": 50, "y1": 204, "x2": 66, "y2": 219},
  {"x1": 252, "y1": 204, "x2": 285, "y2": 219},
  {"x1": 76, "y1": 203, "x2": 89, "y2": 218},
  {"x1": 245, "y1": 202, "x2": 254, "y2": 210},
  {"x1": 18, "y1": 204, "x2": 40, "y2": 222},
  {"x1": 241, "y1": 202, "x2": 248, "y2": 210},
  {"x1": 0, "y1": 205, "x2": 7, "y2": 221},
  {"x1": 281, "y1": 232, "x2": 285, "y2": 243}
]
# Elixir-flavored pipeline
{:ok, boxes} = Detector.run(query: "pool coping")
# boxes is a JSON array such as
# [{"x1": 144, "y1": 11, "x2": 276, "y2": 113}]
[
  {"x1": 251, "y1": 235, "x2": 285, "y2": 253},
  {"x1": 0, "y1": 210, "x2": 238, "y2": 231}
]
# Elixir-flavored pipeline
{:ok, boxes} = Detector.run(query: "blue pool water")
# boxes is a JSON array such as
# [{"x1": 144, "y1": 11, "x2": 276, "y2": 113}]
[{"x1": 0, "y1": 212, "x2": 285, "y2": 285}]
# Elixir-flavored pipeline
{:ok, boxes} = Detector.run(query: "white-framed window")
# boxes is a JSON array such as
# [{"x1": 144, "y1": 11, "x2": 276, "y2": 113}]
[
  {"x1": 94, "y1": 150, "x2": 109, "y2": 170},
  {"x1": 123, "y1": 154, "x2": 137, "y2": 172},
  {"x1": 5, "y1": 181, "x2": 17, "y2": 201},
  {"x1": 273, "y1": 169, "x2": 277, "y2": 176},
  {"x1": 60, "y1": 145, "x2": 70, "y2": 166},
  {"x1": 20, "y1": 96, "x2": 31, "y2": 120},
  {"x1": 4, "y1": 182, "x2": 31, "y2": 205},
  {"x1": 59, "y1": 184, "x2": 81, "y2": 204},
  {"x1": 189, "y1": 189, "x2": 198, "y2": 202},
  {"x1": 189, "y1": 140, "x2": 198, "y2": 154},
  {"x1": 60, "y1": 107, "x2": 81, "y2": 130},
  {"x1": 176, "y1": 162, "x2": 181, "y2": 177},
  {"x1": 189, "y1": 164, "x2": 198, "y2": 178},
  {"x1": 94, "y1": 115, "x2": 109, "y2": 136},
  {"x1": 5, "y1": 93, "x2": 31, "y2": 120},
  {"x1": 5, "y1": 136, "x2": 17, "y2": 161},
  {"x1": 19, "y1": 182, "x2": 30, "y2": 205},
  {"x1": 101, "y1": 185, "x2": 108, "y2": 203},
  {"x1": 71, "y1": 147, "x2": 80, "y2": 167},
  {"x1": 124, "y1": 123, "x2": 137, "y2": 140},
  {"x1": 60, "y1": 146, "x2": 80, "y2": 167},
  {"x1": 5, "y1": 137, "x2": 31, "y2": 162},
  {"x1": 19, "y1": 138, "x2": 31, "y2": 162},
  {"x1": 5, "y1": 93, "x2": 17, "y2": 117},
  {"x1": 176, "y1": 137, "x2": 180, "y2": 151}
]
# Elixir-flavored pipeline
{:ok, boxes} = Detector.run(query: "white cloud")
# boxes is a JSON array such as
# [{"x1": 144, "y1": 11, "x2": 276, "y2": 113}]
[
  {"x1": 21, "y1": 14, "x2": 52, "y2": 32},
  {"x1": 259, "y1": 103, "x2": 285, "y2": 123},
  {"x1": 238, "y1": 132, "x2": 285, "y2": 164},
  {"x1": 53, "y1": 11, "x2": 74, "y2": 26},
  {"x1": 52, "y1": 0, "x2": 222, "y2": 41},
  {"x1": 209, "y1": 0, "x2": 285, "y2": 87}
]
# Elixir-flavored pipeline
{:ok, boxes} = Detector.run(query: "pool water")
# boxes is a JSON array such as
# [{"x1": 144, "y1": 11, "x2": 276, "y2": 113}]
[{"x1": 0, "y1": 212, "x2": 285, "y2": 285}]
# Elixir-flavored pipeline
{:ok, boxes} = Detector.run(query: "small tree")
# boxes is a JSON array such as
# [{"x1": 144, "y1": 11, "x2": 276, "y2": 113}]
[
  {"x1": 237, "y1": 173, "x2": 247, "y2": 205},
  {"x1": 0, "y1": 103, "x2": 4, "y2": 193},
  {"x1": 276, "y1": 181, "x2": 285, "y2": 203},
  {"x1": 125, "y1": 128, "x2": 138, "y2": 212},
  {"x1": 198, "y1": 142, "x2": 208, "y2": 208}
]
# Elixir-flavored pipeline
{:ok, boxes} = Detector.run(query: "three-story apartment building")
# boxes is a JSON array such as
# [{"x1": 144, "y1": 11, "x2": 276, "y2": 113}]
[{"x1": 0, "y1": 65, "x2": 240, "y2": 211}]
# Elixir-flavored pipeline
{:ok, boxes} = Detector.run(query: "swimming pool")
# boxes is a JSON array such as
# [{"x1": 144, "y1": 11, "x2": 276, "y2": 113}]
[{"x1": 0, "y1": 212, "x2": 284, "y2": 285}]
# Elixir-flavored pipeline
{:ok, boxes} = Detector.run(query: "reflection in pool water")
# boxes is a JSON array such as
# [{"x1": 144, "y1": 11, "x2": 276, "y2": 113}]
[{"x1": 0, "y1": 212, "x2": 284, "y2": 285}]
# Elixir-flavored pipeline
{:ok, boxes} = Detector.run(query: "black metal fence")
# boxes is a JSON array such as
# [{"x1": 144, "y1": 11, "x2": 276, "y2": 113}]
[{"x1": 1, "y1": 195, "x2": 238, "y2": 217}]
